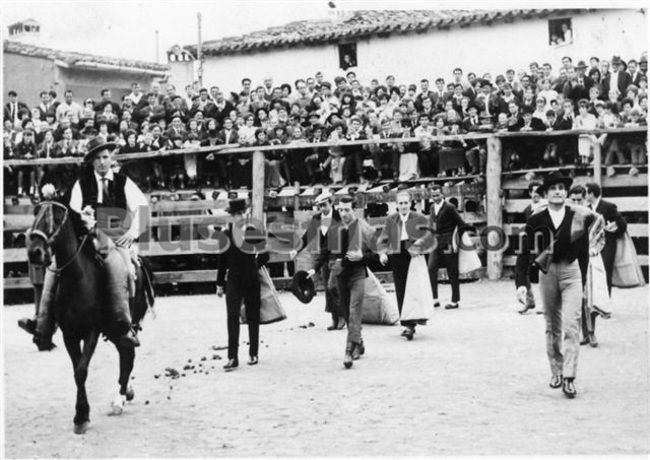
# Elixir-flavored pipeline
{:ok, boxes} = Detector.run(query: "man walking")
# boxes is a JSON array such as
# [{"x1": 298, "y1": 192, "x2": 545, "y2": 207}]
[
  {"x1": 585, "y1": 183, "x2": 627, "y2": 295},
  {"x1": 294, "y1": 192, "x2": 344, "y2": 330},
  {"x1": 217, "y1": 199, "x2": 269, "y2": 371},
  {"x1": 516, "y1": 172, "x2": 603, "y2": 398},
  {"x1": 427, "y1": 184, "x2": 466, "y2": 310},
  {"x1": 332, "y1": 196, "x2": 376, "y2": 369},
  {"x1": 378, "y1": 190, "x2": 431, "y2": 340}
]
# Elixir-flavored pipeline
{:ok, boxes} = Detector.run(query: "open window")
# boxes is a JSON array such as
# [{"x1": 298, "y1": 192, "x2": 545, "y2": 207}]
[
  {"x1": 338, "y1": 42, "x2": 357, "y2": 70},
  {"x1": 548, "y1": 18, "x2": 573, "y2": 46}
]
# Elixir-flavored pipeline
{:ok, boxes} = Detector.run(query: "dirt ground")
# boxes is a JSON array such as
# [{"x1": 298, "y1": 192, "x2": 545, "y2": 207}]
[{"x1": 2, "y1": 280, "x2": 648, "y2": 457}]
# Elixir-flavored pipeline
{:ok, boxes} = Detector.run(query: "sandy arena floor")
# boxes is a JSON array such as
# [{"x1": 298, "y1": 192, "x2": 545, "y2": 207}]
[{"x1": 2, "y1": 280, "x2": 649, "y2": 457}]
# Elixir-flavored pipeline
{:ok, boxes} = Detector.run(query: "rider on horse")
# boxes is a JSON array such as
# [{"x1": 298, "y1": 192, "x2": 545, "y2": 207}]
[{"x1": 35, "y1": 136, "x2": 149, "y2": 349}]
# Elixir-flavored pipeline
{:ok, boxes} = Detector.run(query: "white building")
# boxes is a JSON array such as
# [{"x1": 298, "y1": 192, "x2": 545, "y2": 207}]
[{"x1": 168, "y1": 8, "x2": 647, "y2": 93}]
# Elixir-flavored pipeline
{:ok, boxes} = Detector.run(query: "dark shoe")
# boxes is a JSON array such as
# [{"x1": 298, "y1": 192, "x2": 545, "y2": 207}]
[
  {"x1": 327, "y1": 321, "x2": 339, "y2": 331},
  {"x1": 562, "y1": 378, "x2": 577, "y2": 398},
  {"x1": 117, "y1": 329, "x2": 140, "y2": 348},
  {"x1": 588, "y1": 334, "x2": 598, "y2": 348},
  {"x1": 336, "y1": 318, "x2": 346, "y2": 330},
  {"x1": 444, "y1": 303, "x2": 459, "y2": 310},
  {"x1": 549, "y1": 374, "x2": 563, "y2": 389},
  {"x1": 518, "y1": 303, "x2": 535, "y2": 314},
  {"x1": 404, "y1": 328, "x2": 415, "y2": 341},
  {"x1": 433, "y1": 302, "x2": 441, "y2": 308},
  {"x1": 580, "y1": 336, "x2": 590, "y2": 346},
  {"x1": 18, "y1": 317, "x2": 37, "y2": 335},
  {"x1": 248, "y1": 356, "x2": 258, "y2": 366},
  {"x1": 223, "y1": 358, "x2": 239, "y2": 372}
]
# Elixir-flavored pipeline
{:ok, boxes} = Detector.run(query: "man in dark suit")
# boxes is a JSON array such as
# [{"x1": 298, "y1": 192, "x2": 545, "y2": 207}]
[
  {"x1": 293, "y1": 192, "x2": 344, "y2": 330},
  {"x1": 217, "y1": 199, "x2": 269, "y2": 371},
  {"x1": 601, "y1": 56, "x2": 632, "y2": 100},
  {"x1": 378, "y1": 191, "x2": 431, "y2": 340},
  {"x1": 427, "y1": 184, "x2": 466, "y2": 310},
  {"x1": 585, "y1": 182, "x2": 627, "y2": 294},
  {"x1": 4, "y1": 90, "x2": 29, "y2": 127},
  {"x1": 516, "y1": 172, "x2": 604, "y2": 398}
]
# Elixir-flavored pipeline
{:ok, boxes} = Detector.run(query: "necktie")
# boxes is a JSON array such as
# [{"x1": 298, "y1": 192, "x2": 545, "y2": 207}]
[
  {"x1": 321, "y1": 215, "x2": 331, "y2": 235},
  {"x1": 101, "y1": 177, "x2": 110, "y2": 204},
  {"x1": 400, "y1": 217, "x2": 408, "y2": 241}
]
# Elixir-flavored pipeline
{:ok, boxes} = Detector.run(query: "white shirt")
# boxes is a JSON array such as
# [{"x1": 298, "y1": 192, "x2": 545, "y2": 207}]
[
  {"x1": 433, "y1": 201, "x2": 444, "y2": 217},
  {"x1": 69, "y1": 170, "x2": 149, "y2": 239},
  {"x1": 548, "y1": 206, "x2": 566, "y2": 230},
  {"x1": 320, "y1": 210, "x2": 332, "y2": 236},
  {"x1": 609, "y1": 71, "x2": 619, "y2": 94}
]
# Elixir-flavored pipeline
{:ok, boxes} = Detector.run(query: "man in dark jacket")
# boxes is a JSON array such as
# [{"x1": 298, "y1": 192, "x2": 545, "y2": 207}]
[
  {"x1": 217, "y1": 199, "x2": 269, "y2": 371},
  {"x1": 516, "y1": 172, "x2": 603, "y2": 398},
  {"x1": 294, "y1": 192, "x2": 344, "y2": 330},
  {"x1": 585, "y1": 182, "x2": 627, "y2": 294},
  {"x1": 427, "y1": 184, "x2": 467, "y2": 310}
]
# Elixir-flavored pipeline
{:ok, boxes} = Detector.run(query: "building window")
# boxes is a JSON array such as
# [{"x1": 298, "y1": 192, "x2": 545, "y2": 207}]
[
  {"x1": 338, "y1": 42, "x2": 357, "y2": 70},
  {"x1": 548, "y1": 18, "x2": 573, "y2": 46}
]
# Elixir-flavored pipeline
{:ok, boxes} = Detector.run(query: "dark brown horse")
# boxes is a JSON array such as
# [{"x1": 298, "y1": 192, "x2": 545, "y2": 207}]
[{"x1": 26, "y1": 200, "x2": 153, "y2": 434}]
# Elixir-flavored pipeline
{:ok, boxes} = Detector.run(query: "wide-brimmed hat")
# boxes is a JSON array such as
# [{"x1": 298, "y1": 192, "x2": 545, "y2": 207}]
[
  {"x1": 538, "y1": 171, "x2": 573, "y2": 195},
  {"x1": 225, "y1": 198, "x2": 247, "y2": 215},
  {"x1": 611, "y1": 55, "x2": 622, "y2": 66},
  {"x1": 290, "y1": 271, "x2": 316, "y2": 304},
  {"x1": 575, "y1": 60, "x2": 588, "y2": 69},
  {"x1": 83, "y1": 136, "x2": 118, "y2": 162}
]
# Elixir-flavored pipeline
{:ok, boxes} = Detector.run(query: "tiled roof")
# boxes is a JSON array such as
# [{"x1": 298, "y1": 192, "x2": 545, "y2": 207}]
[
  {"x1": 182, "y1": 9, "x2": 591, "y2": 56},
  {"x1": 4, "y1": 40, "x2": 169, "y2": 73}
]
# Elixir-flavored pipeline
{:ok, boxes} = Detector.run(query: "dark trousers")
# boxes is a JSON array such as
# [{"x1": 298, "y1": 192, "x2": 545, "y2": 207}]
[
  {"x1": 225, "y1": 281, "x2": 260, "y2": 360},
  {"x1": 389, "y1": 243, "x2": 415, "y2": 327},
  {"x1": 322, "y1": 259, "x2": 340, "y2": 322},
  {"x1": 601, "y1": 243, "x2": 616, "y2": 295},
  {"x1": 428, "y1": 244, "x2": 460, "y2": 303}
]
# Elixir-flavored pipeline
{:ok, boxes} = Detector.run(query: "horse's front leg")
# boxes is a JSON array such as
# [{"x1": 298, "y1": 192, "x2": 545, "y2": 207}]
[
  {"x1": 63, "y1": 330, "x2": 99, "y2": 434},
  {"x1": 116, "y1": 343, "x2": 135, "y2": 401}
]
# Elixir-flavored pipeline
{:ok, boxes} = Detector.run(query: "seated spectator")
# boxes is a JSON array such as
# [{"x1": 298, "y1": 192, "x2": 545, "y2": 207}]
[{"x1": 623, "y1": 108, "x2": 647, "y2": 175}]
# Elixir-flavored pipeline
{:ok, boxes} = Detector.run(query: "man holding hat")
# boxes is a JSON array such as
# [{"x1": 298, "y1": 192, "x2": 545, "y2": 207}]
[
  {"x1": 36, "y1": 136, "x2": 149, "y2": 349},
  {"x1": 516, "y1": 172, "x2": 604, "y2": 398},
  {"x1": 217, "y1": 198, "x2": 269, "y2": 371},
  {"x1": 292, "y1": 191, "x2": 344, "y2": 330}
]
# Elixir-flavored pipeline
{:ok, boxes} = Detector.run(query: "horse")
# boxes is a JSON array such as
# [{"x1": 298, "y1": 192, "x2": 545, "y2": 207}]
[{"x1": 26, "y1": 200, "x2": 154, "y2": 434}]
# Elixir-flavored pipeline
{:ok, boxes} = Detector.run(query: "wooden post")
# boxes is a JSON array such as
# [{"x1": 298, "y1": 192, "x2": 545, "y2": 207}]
[
  {"x1": 486, "y1": 135, "x2": 503, "y2": 280},
  {"x1": 251, "y1": 151, "x2": 265, "y2": 222},
  {"x1": 592, "y1": 138, "x2": 602, "y2": 186}
]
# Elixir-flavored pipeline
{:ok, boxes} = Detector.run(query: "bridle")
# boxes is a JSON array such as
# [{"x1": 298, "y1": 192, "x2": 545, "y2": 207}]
[{"x1": 29, "y1": 201, "x2": 89, "y2": 274}]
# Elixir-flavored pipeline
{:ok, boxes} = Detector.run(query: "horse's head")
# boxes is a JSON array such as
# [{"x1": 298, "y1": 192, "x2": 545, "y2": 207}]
[{"x1": 27, "y1": 201, "x2": 69, "y2": 267}]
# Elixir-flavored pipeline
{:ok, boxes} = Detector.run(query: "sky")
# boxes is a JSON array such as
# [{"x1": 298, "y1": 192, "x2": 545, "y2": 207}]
[{"x1": 1, "y1": 0, "x2": 642, "y2": 64}]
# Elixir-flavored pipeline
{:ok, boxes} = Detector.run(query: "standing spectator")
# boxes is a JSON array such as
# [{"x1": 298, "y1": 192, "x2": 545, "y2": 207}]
[
  {"x1": 55, "y1": 90, "x2": 83, "y2": 125},
  {"x1": 574, "y1": 99, "x2": 598, "y2": 165},
  {"x1": 4, "y1": 90, "x2": 29, "y2": 127},
  {"x1": 602, "y1": 56, "x2": 632, "y2": 101},
  {"x1": 13, "y1": 129, "x2": 39, "y2": 196},
  {"x1": 36, "y1": 91, "x2": 52, "y2": 121},
  {"x1": 95, "y1": 88, "x2": 122, "y2": 118}
]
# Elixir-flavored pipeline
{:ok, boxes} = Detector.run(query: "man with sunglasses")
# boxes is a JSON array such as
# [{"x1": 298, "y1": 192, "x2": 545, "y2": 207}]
[{"x1": 292, "y1": 192, "x2": 344, "y2": 330}]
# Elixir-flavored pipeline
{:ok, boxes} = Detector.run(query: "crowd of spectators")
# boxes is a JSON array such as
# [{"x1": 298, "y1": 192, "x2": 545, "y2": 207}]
[{"x1": 3, "y1": 53, "x2": 648, "y2": 198}]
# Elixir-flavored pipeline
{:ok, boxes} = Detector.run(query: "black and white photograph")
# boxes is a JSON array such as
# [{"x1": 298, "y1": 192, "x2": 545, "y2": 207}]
[{"x1": 1, "y1": 0, "x2": 648, "y2": 457}]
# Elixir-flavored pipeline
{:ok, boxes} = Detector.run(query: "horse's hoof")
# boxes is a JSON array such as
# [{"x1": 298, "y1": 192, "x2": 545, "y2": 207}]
[
  {"x1": 125, "y1": 386, "x2": 135, "y2": 402},
  {"x1": 110, "y1": 394, "x2": 126, "y2": 415},
  {"x1": 73, "y1": 421, "x2": 89, "y2": 434}
]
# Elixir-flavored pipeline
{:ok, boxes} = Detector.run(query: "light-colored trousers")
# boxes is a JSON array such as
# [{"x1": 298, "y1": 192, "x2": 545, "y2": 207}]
[{"x1": 539, "y1": 260, "x2": 582, "y2": 379}]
